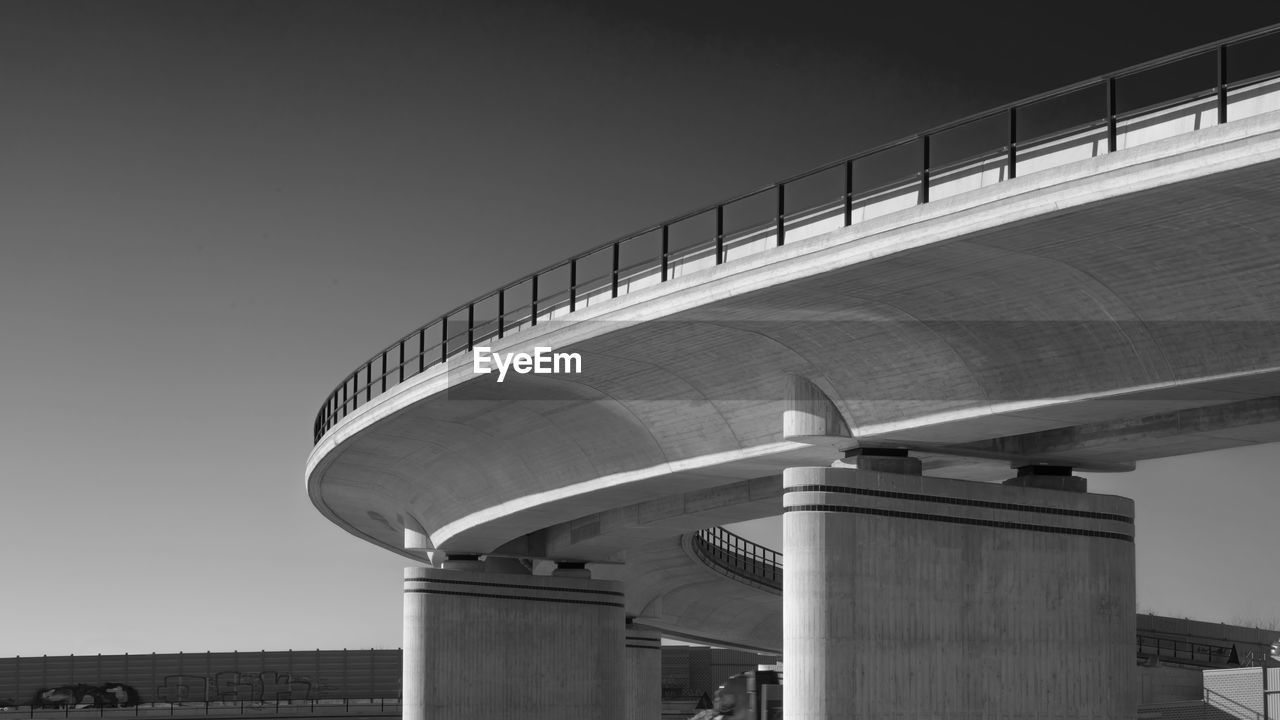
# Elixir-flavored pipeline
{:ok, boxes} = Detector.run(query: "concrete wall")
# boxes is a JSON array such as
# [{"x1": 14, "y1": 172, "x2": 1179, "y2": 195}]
[
  {"x1": 1137, "y1": 663, "x2": 1207, "y2": 705},
  {"x1": 783, "y1": 467, "x2": 1136, "y2": 719},
  {"x1": 403, "y1": 567, "x2": 624, "y2": 720},
  {"x1": 625, "y1": 626, "x2": 662, "y2": 720}
]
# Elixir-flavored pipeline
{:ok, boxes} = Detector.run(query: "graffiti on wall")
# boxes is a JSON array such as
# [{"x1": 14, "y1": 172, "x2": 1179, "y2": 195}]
[
  {"x1": 31, "y1": 684, "x2": 140, "y2": 708},
  {"x1": 156, "y1": 671, "x2": 314, "y2": 703}
]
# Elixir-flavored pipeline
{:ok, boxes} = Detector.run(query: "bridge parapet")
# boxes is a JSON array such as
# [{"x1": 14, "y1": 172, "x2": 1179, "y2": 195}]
[{"x1": 313, "y1": 25, "x2": 1280, "y2": 444}]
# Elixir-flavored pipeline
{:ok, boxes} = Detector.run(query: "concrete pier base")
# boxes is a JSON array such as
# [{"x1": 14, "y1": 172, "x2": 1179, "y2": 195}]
[
  {"x1": 403, "y1": 566, "x2": 625, "y2": 720},
  {"x1": 625, "y1": 624, "x2": 663, "y2": 720},
  {"x1": 782, "y1": 466, "x2": 1136, "y2": 720}
]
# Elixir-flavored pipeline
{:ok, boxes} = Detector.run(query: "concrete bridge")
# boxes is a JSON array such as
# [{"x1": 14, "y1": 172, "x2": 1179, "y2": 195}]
[{"x1": 306, "y1": 24, "x2": 1280, "y2": 720}]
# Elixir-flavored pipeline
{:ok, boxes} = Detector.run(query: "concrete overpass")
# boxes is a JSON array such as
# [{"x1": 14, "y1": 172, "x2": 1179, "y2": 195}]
[{"x1": 306, "y1": 24, "x2": 1280, "y2": 720}]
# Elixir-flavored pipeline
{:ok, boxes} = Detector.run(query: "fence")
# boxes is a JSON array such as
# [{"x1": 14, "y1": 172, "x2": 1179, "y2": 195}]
[
  {"x1": 691, "y1": 526, "x2": 781, "y2": 591},
  {"x1": 0, "y1": 650, "x2": 401, "y2": 709}
]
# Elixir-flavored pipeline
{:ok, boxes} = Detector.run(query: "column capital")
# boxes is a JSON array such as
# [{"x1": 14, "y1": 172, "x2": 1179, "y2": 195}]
[{"x1": 831, "y1": 447, "x2": 921, "y2": 475}]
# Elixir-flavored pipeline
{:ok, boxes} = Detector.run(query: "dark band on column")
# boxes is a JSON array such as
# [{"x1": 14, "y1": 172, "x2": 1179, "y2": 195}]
[
  {"x1": 783, "y1": 504, "x2": 1133, "y2": 542},
  {"x1": 786, "y1": 484, "x2": 1132, "y2": 523}
]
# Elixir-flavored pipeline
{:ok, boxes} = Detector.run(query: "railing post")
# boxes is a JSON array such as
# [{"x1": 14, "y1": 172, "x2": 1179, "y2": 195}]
[
  {"x1": 1106, "y1": 77, "x2": 1117, "y2": 153},
  {"x1": 531, "y1": 275, "x2": 539, "y2": 327},
  {"x1": 569, "y1": 260, "x2": 577, "y2": 311},
  {"x1": 497, "y1": 289, "x2": 505, "y2": 339},
  {"x1": 398, "y1": 342, "x2": 404, "y2": 383},
  {"x1": 660, "y1": 225, "x2": 670, "y2": 281},
  {"x1": 775, "y1": 184, "x2": 785, "y2": 246},
  {"x1": 611, "y1": 242, "x2": 620, "y2": 298},
  {"x1": 919, "y1": 135, "x2": 930, "y2": 204},
  {"x1": 418, "y1": 328, "x2": 425, "y2": 373},
  {"x1": 440, "y1": 319, "x2": 447, "y2": 363},
  {"x1": 715, "y1": 205, "x2": 725, "y2": 265},
  {"x1": 1217, "y1": 44, "x2": 1229, "y2": 126},
  {"x1": 381, "y1": 353, "x2": 386, "y2": 393},
  {"x1": 466, "y1": 303, "x2": 474, "y2": 351},
  {"x1": 1008, "y1": 106, "x2": 1018, "y2": 180},
  {"x1": 843, "y1": 160, "x2": 853, "y2": 226},
  {"x1": 365, "y1": 363, "x2": 372, "y2": 402}
]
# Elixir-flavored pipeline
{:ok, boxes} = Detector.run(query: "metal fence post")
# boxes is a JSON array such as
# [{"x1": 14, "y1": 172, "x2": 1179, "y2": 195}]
[
  {"x1": 1106, "y1": 77, "x2": 1118, "y2": 153},
  {"x1": 1217, "y1": 44, "x2": 1229, "y2": 125},
  {"x1": 714, "y1": 206, "x2": 724, "y2": 265},
  {"x1": 919, "y1": 135, "x2": 931, "y2": 204},
  {"x1": 843, "y1": 160, "x2": 853, "y2": 226},
  {"x1": 1008, "y1": 106, "x2": 1018, "y2": 179},
  {"x1": 775, "y1": 184, "x2": 785, "y2": 246},
  {"x1": 611, "y1": 243, "x2": 620, "y2": 298},
  {"x1": 660, "y1": 225, "x2": 669, "y2": 281}
]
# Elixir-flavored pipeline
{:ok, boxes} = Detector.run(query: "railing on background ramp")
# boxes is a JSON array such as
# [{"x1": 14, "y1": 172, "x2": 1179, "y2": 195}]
[
  {"x1": 690, "y1": 527, "x2": 781, "y2": 592},
  {"x1": 1137, "y1": 635, "x2": 1235, "y2": 666}
]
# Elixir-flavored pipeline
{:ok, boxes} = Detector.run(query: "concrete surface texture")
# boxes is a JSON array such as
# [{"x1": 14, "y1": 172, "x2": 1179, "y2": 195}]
[
  {"x1": 617, "y1": 534, "x2": 782, "y2": 653},
  {"x1": 402, "y1": 566, "x2": 624, "y2": 720},
  {"x1": 783, "y1": 465, "x2": 1136, "y2": 719},
  {"x1": 625, "y1": 626, "x2": 663, "y2": 720},
  {"x1": 309, "y1": 104, "x2": 1280, "y2": 566},
  {"x1": 306, "y1": 50, "x2": 1280, "y2": 720}
]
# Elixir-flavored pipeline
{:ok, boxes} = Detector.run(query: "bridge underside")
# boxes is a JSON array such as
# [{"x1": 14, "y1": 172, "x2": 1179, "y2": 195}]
[
  {"x1": 310, "y1": 113, "x2": 1280, "y2": 564},
  {"x1": 305, "y1": 57, "x2": 1280, "y2": 720}
]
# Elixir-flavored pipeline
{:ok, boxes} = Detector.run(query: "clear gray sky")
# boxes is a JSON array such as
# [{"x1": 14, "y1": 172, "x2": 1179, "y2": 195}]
[{"x1": 2, "y1": 1, "x2": 1278, "y2": 657}]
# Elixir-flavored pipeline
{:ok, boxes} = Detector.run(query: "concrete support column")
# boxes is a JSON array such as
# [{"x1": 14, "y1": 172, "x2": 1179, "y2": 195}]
[
  {"x1": 624, "y1": 623, "x2": 663, "y2": 720},
  {"x1": 403, "y1": 565, "x2": 625, "y2": 720},
  {"x1": 403, "y1": 567, "x2": 428, "y2": 720},
  {"x1": 783, "y1": 460, "x2": 1136, "y2": 720}
]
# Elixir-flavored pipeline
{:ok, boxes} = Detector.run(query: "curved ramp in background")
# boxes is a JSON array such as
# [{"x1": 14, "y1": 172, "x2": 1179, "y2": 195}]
[{"x1": 619, "y1": 528, "x2": 781, "y2": 653}]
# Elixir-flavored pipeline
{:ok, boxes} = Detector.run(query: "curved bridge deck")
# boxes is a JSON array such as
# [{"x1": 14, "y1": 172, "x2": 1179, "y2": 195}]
[{"x1": 307, "y1": 25, "x2": 1280, "y2": 654}]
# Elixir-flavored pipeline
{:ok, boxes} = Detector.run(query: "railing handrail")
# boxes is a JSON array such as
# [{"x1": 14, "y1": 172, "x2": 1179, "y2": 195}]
[
  {"x1": 691, "y1": 526, "x2": 783, "y2": 591},
  {"x1": 313, "y1": 22, "x2": 1280, "y2": 444}
]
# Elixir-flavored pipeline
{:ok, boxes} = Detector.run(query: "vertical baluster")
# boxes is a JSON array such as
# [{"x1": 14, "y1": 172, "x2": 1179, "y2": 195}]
[
  {"x1": 660, "y1": 225, "x2": 670, "y2": 281},
  {"x1": 569, "y1": 260, "x2": 577, "y2": 311},
  {"x1": 919, "y1": 135, "x2": 931, "y2": 204},
  {"x1": 715, "y1": 206, "x2": 724, "y2": 265},
  {"x1": 775, "y1": 184, "x2": 785, "y2": 246},
  {"x1": 1008, "y1": 106, "x2": 1018, "y2": 180},
  {"x1": 531, "y1": 275, "x2": 539, "y2": 327},
  {"x1": 497, "y1": 289, "x2": 505, "y2": 339},
  {"x1": 611, "y1": 242, "x2": 620, "y2": 298},
  {"x1": 843, "y1": 160, "x2": 853, "y2": 227},
  {"x1": 1217, "y1": 44, "x2": 1228, "y2": 125},
  {"x1": 1106, "y1": 77, "x2": 1118, "y2": 153}
]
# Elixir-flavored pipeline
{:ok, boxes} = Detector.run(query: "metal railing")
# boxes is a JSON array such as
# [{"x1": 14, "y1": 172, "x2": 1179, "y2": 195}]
[
  {"x1": 1137, "y1": 634, "x2": 1235, "y2": 666},
  {"x1": 313, "y1": 23, "x2": 1280, "y2": 444},
  {"x1": 691, "y1": 526, "x2": 782, "y2": 591}
]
